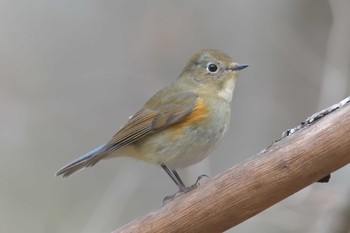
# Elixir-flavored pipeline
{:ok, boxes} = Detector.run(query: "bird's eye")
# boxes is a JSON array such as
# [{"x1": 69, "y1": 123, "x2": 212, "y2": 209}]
[{"x1": 207, "y1": 63, "x2": 218, "y2": 73}]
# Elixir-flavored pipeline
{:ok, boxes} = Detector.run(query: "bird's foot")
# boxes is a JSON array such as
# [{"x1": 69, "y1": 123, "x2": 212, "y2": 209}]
[
  {"x1": 163, "y1": 186, "x2": 196, "y2": 204},
  {"x1": 163, "y1": 174, "x2": 209, "y2": 204},
  {"x1": 193, "y1": 174, "x2": 209, "y2": 187}
]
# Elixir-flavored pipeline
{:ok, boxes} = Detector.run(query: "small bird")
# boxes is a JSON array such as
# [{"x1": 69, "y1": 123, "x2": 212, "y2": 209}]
[{"x1": 56, "y1": 49, "x2": 248, "y2": 195}]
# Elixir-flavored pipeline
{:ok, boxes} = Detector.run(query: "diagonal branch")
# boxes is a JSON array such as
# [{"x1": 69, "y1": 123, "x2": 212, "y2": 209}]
[{"x1": 113, "y1": 96, "x2": 350, "y2": 233}]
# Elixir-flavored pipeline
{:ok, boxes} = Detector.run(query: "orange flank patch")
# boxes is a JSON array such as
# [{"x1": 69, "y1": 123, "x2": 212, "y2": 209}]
[
  {"x1": 179, "y1": 98, "x2": 209, "y2": 126},
  {"x1": 167, "y1": 98, "x2": 209, "y2": 138}
]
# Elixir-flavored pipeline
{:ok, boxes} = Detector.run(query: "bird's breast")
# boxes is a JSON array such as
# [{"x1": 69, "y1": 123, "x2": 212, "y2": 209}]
[{"x1": 128, "y1": 98, "x2": 231, "y2": 169}]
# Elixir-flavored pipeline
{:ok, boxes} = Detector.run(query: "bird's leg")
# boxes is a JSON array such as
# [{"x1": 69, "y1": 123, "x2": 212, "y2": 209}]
[
  {"x1": 161, "y1": 164, "x2": 186, "y2": 191},
  {"x1": 162, "y1": 164, "x2": 200, "y2": 204},
  {"x1": 172, "y1": 169, "x2": 186, "y2": 191}
]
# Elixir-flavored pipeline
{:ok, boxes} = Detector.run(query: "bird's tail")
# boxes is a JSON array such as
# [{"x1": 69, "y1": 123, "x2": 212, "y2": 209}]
[{"x1": 56, "y1": 144, "x2": 106, "y2": 177}]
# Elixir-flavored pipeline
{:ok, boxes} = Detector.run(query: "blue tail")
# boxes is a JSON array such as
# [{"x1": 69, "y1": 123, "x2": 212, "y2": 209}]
[{"x1": 56, "y1": 144, "x2": 106, "y2": 177}]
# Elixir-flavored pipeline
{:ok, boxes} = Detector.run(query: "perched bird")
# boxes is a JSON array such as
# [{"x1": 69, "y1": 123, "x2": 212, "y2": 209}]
[{"x1": 56, "y1": 49, "x2": 248, "y2": 195}]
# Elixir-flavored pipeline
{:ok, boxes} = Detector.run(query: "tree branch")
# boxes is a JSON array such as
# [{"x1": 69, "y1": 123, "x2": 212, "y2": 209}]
[{"x1": 113, "y1": 96, "x2": 350, "y2": 233}]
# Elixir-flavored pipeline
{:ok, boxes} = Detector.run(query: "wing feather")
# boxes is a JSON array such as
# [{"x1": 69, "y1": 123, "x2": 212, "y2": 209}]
[{"x1": 86, "y1": 91, "x2": 198, "y2": 166}]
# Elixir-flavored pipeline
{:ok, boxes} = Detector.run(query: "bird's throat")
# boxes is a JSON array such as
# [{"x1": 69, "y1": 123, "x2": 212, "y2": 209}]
[{"x1": 218, "y1": 78, "x2": 236, "y2": 102}]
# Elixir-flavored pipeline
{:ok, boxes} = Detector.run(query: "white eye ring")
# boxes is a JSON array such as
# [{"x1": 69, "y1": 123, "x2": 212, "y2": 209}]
[{"x1": 207, "y1": 63, "x2": 219, "y2": 73}]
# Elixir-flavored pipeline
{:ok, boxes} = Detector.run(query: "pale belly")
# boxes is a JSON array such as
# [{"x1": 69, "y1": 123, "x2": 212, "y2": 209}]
[{"x1": 126, "y1": 103, "x2": 231, "y2": 169}]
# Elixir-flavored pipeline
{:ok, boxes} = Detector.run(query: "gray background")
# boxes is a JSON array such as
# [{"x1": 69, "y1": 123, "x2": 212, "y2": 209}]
[{"x1": 1, "y1": 0, "x2": 350, "y2": 232}]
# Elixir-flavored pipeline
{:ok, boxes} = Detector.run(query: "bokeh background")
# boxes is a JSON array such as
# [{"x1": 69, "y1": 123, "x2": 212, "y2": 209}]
[{"x1": 1, "y1": 0, "x2": 350, "y2": 232}]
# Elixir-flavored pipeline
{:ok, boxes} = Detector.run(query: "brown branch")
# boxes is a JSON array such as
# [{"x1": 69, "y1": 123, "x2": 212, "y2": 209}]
[{"x1": 113, "y1": 96, "x2": 350, "y2": 233}]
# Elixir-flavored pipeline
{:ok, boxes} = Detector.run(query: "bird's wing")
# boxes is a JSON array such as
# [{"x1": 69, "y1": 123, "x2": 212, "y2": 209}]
[{"x1": 86, "y1": 91, "x2": 198, "y2": 166}]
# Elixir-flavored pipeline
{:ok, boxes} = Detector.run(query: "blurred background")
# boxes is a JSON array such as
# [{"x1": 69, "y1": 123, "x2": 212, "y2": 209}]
[{"x1": 1, "y1": 0, "x2": 350, "y2": 232}]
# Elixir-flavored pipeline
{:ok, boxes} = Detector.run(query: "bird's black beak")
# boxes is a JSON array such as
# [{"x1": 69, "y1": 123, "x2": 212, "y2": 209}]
[{"x1": 230, "y1": 64, "x2": 249, "y2": 71}]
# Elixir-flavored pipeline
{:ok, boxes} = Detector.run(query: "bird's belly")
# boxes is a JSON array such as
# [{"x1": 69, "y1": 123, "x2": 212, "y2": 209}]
[{"x1": 130, "y1": 108, "x2": 230, "y2": 169}]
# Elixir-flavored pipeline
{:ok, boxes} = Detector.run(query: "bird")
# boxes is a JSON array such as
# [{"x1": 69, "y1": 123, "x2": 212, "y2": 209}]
[{"x1": 56, "y1": 49, "x2": 249, "y2": 196}]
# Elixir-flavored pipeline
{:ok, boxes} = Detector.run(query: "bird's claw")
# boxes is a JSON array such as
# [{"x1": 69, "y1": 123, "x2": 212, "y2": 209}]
[
  {"x1": 193, "y1": 174, "x2": 209, "y2": 186},
  {"x1": 163, "y1": 174, "x2": 209, "y2": 204},
  {"x1": 163, "y1": 186, "x2": 196, "y2": 204}
]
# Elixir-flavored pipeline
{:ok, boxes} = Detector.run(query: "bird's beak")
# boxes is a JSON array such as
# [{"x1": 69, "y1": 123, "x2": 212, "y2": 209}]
[{"x1": 230, "y1": 64, "x2": 249, "y2": 71}]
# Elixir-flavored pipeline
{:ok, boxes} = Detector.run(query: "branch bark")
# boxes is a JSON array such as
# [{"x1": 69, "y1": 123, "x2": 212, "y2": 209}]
[{"x1": 113, "y1": 96, "x2": 350, "y2": 233}]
